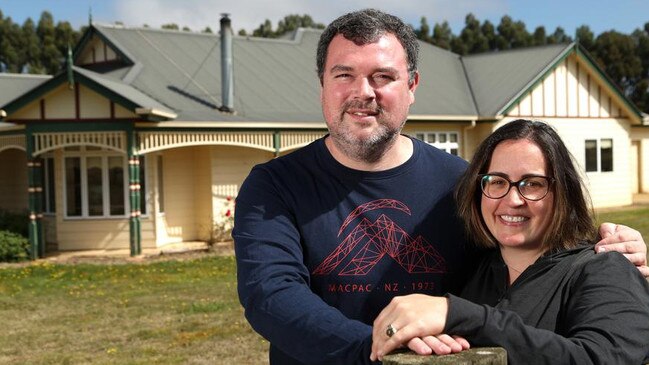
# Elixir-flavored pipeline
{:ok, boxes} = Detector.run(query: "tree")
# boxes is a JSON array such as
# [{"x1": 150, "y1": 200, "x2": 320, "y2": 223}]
[
  {"x1": 252, "y1": 19, "x2": 273, "y2": 38},
  {"x1": 37, "y1": 11, "x2": 61, "y2": 74},
  {"x1": 547, "y1": 26, "x2": 571, "y2": 44},
  {"x1": 431, "y1": 21, "x2": 453, "y2": 50},
  {"x1": 54, "y1": 20, "x2": 78, "y2": 62},
  {"x1": 495, "y1": 16, "x2": 532, "y2": 50},
  {"x1": 416, "y1": 16, "x2": 433, "y2": 44},
  {"x1": 593, "y1": 31, "x2": 642, "y2": 96},
  {"x1": 481, "y1": 20, "x2": 497, "y2": 50},
  {"x1": 532, "y1": 26, "x2": 547, "y2": 46},
  {"x1": 161, "y1": 23, "x2": 179, "y2": 30},
  {"x1": 575, "y1": 25, "x2": 595, "y2": 50},
  {"x1": 454, "y1": 13, "x2": 489, "y2": 55},
  {"x1": 0, "y1": 13, "x2": 22, "y2": 72},
  {"x1": 251, "y1": 15, "x2": 324, "y2": 38},
  {"x1": 20, "y1": 18, "x2": 42, "y2": 73},
  {"x1": 275, "y1": 14, "x2": 324, "y2": 35},
  {"x1": 629, "y1": 24, "x2": 649, "y2": 111}
]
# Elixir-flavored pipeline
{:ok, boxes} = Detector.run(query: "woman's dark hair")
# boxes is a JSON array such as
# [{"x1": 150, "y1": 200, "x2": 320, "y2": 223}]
[
  {"x1": 316, "y1": 8, "x2": 419, "y2": 85},
  {"x1": 454, "y1": 119, "x2": 596, "y2": 251}
]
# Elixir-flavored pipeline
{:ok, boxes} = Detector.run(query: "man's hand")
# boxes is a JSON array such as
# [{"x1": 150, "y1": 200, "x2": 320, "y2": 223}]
[{"x1": 596, "y1": 222, "x2": 649, "y2": 277}]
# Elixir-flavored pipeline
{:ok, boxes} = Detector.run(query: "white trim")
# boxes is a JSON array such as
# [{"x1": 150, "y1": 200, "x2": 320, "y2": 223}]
[
  {"x1": 585, "y1": 138, "x2": 614, "y2": 173},
  {"x1": 135, "y1": 107, "x2": 178, "y2": 119},
  {"x1": 412, "y1": 131, "x2": 460, "y2": 156},
  {"x1": 135, "y1": 121, "x2": 328, "y2": 129},
  {"x1": 63, "y1": 147, "x2": 130, "y2": 219}
]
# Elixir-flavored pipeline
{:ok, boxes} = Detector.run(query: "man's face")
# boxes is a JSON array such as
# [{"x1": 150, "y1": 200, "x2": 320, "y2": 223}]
[{"x1": 320, "y1": 33, "x2": 418, "y2": 161}]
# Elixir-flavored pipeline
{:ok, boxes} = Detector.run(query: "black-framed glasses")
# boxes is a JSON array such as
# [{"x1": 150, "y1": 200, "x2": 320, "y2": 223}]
[{"x1": 479, "y1": 174, "x2": 554, "y2": 201}]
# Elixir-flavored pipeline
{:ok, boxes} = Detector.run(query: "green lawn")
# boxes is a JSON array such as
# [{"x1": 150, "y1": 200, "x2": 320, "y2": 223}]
[
  {"x1": 596, "y1": 205, "x2": 649, "y2": 253},
  {"x1": 0, "y1": 255, "x2": 269, "y2": 364},
  {"x1": 1, "y1": 205, "x2": 646, "y2": 364}
]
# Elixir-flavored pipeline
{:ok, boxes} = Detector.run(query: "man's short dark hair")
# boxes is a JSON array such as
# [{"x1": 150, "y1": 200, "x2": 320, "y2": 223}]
[{"x1": 316, "y1": 9, "x2": 419, "y2": 84}]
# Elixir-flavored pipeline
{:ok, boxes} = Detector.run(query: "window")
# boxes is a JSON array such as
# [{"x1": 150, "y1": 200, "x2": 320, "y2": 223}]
[
  {"x1": 63, "y1": 147, "x2": 129, "y2": 218},
  {"x1": 157, "y1": 155, "x2": 164, "y2": 213},
  {"x1": 139, "y1": 156, "x2": 147, "y2": 215},
  {"x1": 585, "y1": 139, "x2": 613, "y2": 172},
  {"x1": 42, "y1": 157, "x2": 56, "y2": 213},
  {"x1": 414, "y1": 132, "x2": 459, "y2": 155}
]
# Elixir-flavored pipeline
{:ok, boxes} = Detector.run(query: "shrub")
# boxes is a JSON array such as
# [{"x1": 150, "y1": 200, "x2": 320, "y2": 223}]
[
  {"x1": 0, "y1": 210, "x2": 29, "y2": 237},
  {"x1": 0, "y1": 229, "x2": 30, "y2": 262},
  {"x1": 210, "y1": 197, "x2": 235, "y2": 244}
]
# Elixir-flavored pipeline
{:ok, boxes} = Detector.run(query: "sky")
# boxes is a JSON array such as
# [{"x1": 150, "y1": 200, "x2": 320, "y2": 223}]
[{"x1": 0, "y1": 0, "x2": 647, "y2": 38}]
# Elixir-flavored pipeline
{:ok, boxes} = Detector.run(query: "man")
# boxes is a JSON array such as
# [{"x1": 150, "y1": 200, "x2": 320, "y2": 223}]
[{"x1": 233, "y1": 9, "x2": 647, "y2": 365}]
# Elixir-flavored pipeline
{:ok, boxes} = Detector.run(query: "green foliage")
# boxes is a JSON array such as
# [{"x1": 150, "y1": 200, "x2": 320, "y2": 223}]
[
  {"x1": 0, "y1": 210, "x2": 28, "y2": 237},
  {"x1": 0, "y1": 229, "x2": 30, "y2": 262},
  {"x1": 410, "y1": 14, "x2": 649, "y2": 113},
  {"x1": 251, "y1": 14, "x2": 324, "y2": 38},
  {"x1": 0, "y1": 9, "x2": 646, "y2": 113}
]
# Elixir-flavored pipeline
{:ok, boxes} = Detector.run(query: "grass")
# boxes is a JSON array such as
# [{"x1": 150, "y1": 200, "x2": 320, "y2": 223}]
[
  {"x1": 0, "y1": 255, "x2": 269, "y2": 365},
  {"x1": 596, "y1": 205, "x2": 649, "y2": 244},
  {"x1": 0, "y1": 205, "x2": 646, "y2": 365}
]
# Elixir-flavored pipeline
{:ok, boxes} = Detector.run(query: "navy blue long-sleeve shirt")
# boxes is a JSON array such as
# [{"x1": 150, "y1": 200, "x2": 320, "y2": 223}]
[{"x1": 233, "y1": 137, "x2": 471, "y2": 364}]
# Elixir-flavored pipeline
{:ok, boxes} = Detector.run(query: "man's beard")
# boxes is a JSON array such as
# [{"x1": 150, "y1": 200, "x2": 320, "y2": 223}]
[{"x1": 329, "y1": 101, "x2": 404, "y2": 164}]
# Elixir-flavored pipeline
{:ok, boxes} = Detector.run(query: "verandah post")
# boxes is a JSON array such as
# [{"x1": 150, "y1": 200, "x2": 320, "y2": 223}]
[{"x1": 127, "y1": 129, "x2": 141, "y2": 256}]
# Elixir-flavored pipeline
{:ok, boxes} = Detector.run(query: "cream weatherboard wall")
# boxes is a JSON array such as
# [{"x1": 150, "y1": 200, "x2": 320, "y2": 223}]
[
  {"x1": 156, "y1": 147, "x2": 210, "y2": 244},
  {"x1": 631, "y1": 127, "x2": 649, "y2": 193},
  {"x1": 9, "y1": 83, "x2": 136, "y2": 121},
  {"x1": 210, "y1": 145, "x2": 274, "y2": 236},
  {"x1": 499, "y1": 53, "x2": 636, "y2": 208}
]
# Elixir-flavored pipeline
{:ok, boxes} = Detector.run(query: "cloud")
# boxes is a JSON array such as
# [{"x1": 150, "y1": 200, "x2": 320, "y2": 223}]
[{"x1": 113, "y1": 0, "x2": 508, "y2": 34}]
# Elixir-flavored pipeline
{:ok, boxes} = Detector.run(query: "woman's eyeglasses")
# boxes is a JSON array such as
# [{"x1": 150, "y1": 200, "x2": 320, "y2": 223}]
[{"x1": 479, "y1": 174, "x2": 554, "y2": 201}]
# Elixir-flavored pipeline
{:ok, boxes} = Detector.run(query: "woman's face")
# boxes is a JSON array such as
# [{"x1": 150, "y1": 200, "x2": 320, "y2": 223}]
[{"x1": 480, "y1": 139, "x2": 554, "y2": 251}]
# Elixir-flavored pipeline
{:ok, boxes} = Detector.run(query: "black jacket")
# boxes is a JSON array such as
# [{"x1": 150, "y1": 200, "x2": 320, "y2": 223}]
[{"x1": 445, "y1": 245, "x2": 649, "y2": 364}]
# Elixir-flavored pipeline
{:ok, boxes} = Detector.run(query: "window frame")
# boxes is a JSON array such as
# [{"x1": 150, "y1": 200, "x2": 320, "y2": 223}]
[
  {"x1": 413, "y1": 131, "x2": 460, "y2": 156},
  {"x1": 62, "y1": 146, "x2": 130, "y2": 219},
  {"x1": 584, "y1": 138, "x2": 614, "y2": 173}
]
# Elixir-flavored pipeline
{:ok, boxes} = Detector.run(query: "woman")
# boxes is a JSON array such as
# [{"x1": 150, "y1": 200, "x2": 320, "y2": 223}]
[{"x1": 370, "y1": 119, "x2": 649, "y2": 364}]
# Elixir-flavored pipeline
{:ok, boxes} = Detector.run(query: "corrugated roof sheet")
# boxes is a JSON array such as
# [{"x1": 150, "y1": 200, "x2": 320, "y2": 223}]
[
  {"x1": 95, "y1": 25, "x2": 323, "y2": 122},
  {"x1": 462, "y1": 44, "x2": 572, "y2": 116},
  {"x1": 92, "y1": 24, "x2": 479, "y2": 122},
  {"x1": 74, "y1": 66, "x2": 176, "y2": 116},
  {"x1": 0, "y1": 23, "x2": 585, "y2": 124},
  {"x1": 0, "y1": 74, "x2": 51, "y2": 106},
  {"x1": 412, "y1": 44, "x2": 477, "y2": 117}
]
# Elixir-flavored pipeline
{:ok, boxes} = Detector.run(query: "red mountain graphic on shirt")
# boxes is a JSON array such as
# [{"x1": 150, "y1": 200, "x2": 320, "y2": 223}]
[{"x1": 312, "y1": 199, "x2": 446, "y2": 276}]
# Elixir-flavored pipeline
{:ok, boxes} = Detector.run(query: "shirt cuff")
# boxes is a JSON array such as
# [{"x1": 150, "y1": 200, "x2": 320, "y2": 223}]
[{"x1": 444, "y1": 293, "x2": 487, "y2": 336}]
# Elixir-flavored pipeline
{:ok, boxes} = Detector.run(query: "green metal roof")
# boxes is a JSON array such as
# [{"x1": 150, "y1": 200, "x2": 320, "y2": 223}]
[
  {"x1": 1, "y1": 23, "x2": 643, "y2": 125},
  {"x1": 0, "y1": 74, "x2": 51, "y2": 107},
  {"x1": 73, "y1": 66, "x2": 176, "y2": 117},
  {"x1": 411, "y1": 43, "x2": 477, "y2": 117},
  {"x1": 462, "y1": 43, "x2": 572, "y2": 117},
  {"x1": 94, "y1": 24, "x2": 324, "y2": 123}
]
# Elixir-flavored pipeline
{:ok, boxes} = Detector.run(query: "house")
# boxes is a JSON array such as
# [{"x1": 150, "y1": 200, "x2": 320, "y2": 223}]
[{"x1": 0, "y1": 15, "x2": 647, "y2": 258}]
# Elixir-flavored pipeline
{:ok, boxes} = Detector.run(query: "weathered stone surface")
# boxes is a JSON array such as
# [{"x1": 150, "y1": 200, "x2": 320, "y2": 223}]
[{"x1": 382, "y1": 347, "x2": 507, "y2": 365}]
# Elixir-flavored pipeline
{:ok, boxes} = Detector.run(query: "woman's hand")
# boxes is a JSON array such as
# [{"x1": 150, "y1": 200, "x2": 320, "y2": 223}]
[{"x1": 370, "y1": 294, "x2": 469, "y2": 361}]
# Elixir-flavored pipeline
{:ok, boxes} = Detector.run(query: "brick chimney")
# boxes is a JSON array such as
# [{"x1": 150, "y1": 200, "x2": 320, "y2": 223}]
[{"x1": 220, "y1": 13, "x2": 234, "y2": 112}]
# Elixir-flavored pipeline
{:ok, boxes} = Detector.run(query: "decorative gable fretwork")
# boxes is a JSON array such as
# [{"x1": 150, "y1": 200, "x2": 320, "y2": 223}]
[
  {"x1": 508, "y1": 55, "x2": 626, "y2": 119},
  {"x1": 0, "y1": 135, "x2": 26, "y2": 152},
  {"x1": 32, "y1": 131, "x2": 127, "y2": 156},
  {"x1": 138, "y1": 131, "x2": 276, "y2": 154},
  {"x1": 77, "y1": 34, "x2": 120, "y2": 66}
]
